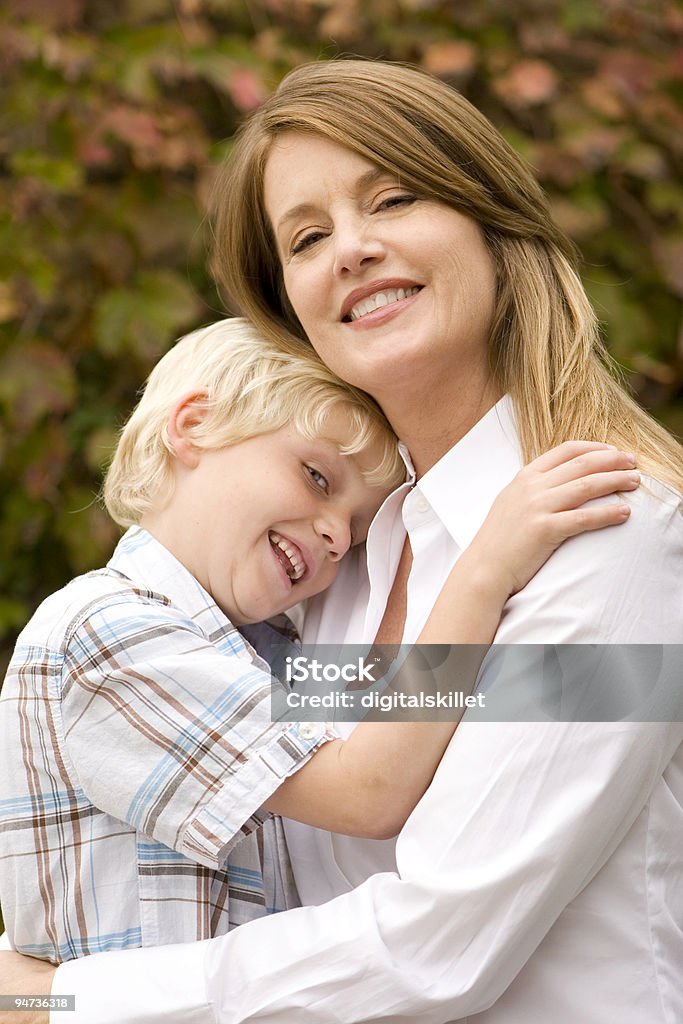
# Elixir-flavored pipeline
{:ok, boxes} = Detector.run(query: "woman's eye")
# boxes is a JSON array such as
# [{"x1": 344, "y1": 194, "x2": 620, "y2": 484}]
[
  {"x1": 377, "y1": 193, "x2": 417, "y2": 211},
  {"x1": 306, "y1": 465, "x2": 329, "y2": 491},
  {"x1": 291, "y1": 230, "x2": 325, "y2": 255}
]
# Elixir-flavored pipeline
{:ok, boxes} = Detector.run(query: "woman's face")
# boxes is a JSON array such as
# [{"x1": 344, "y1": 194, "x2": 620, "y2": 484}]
[{"x1": 263, "y1": 131, "x2": 497, "y2": 403}]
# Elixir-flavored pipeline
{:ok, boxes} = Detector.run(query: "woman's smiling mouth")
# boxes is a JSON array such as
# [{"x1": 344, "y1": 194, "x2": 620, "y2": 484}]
[
  {"x1": 345, "y1": 286, "x2": 421, "y2": 323},
  {"x1": 269, "y1": 530, "x2": 306, "y2": 582},
  {"x1": 340, "y1": 280, "x2": 423, "y2": 324}
]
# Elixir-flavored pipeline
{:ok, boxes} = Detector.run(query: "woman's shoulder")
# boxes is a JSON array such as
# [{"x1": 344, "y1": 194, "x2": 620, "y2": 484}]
[
  {"x1": 635, "y1": 472, "x2": 682, "y2": 508},
  {"x1": 567, "y1": 471, "x2": 681, "y2": 564},
  {"x1": 623, "y1": 472, "x2": 682, "y2": 541},
  {"x1": 498, "y1": 473, "x2": 682, "y2": 643}
]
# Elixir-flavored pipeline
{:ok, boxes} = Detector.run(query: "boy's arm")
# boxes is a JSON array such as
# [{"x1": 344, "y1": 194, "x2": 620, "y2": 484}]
[
  {"x1": 60, "y1": 598, "x2": 329, "y2": 868},
  {"x1": 263, "y1": 443, "x2": 639, "y2": 836},
  {"x1": 9, "y1": 443, "x2": 635, "y2": 898},
  {"x1": 62, "y1": 444, "x2": 637, "y2": 853}
]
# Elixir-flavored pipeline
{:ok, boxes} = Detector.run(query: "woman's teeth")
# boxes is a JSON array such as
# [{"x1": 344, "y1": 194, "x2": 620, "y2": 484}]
[
  {"x1": 269, "y1": 531, "x2": 305, "y2": 582},
  {"x1": 349, "y1": 286, "x2": 420, "y2": 322}
]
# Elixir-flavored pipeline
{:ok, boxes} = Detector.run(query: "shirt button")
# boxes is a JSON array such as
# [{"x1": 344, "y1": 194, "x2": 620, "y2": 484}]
[
  {"x1": 415, "y1": 494, "x2": 430, "y2": 513},
  {"x1": 298, "y1": 722, "x2": 324, "y2": 741}
]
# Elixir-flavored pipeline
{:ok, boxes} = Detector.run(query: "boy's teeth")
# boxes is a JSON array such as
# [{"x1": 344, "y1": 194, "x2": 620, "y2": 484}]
[
  {"x1": 269, "y1": 531, "x2": 305, "y2": 582},
  {"x1": 350, "y1": 285, "x2": 420, "y2": 322}
]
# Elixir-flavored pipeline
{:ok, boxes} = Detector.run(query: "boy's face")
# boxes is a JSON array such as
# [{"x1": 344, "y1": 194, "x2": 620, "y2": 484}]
[{"x1": 153, "y1": 408, "x2": 396, "y2": 624}]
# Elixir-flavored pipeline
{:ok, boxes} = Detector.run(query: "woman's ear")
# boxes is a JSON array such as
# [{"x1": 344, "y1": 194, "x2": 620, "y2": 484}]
[{"x1": 166, "y1": 389, "x2": 210, "y2": 468}]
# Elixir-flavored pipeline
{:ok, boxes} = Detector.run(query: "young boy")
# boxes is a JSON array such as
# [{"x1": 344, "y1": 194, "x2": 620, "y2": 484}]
[{"x1": 0, "y1": 318, "x2": 638, "y2": 964}]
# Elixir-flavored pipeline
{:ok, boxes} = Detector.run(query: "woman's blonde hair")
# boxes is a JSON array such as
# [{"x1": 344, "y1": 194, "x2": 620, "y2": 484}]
[
  {"x1": 103, "y1": 318, "x2": 404, "y2": 527},
  {"x1": 211, "y1": 58, "x2": 683, "y2": 490}
]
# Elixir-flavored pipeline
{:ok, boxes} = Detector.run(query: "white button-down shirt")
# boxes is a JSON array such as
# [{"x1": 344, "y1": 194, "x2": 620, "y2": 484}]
[{"x1": 53, "y1": 397, "x2": 683, "y2": 1024}]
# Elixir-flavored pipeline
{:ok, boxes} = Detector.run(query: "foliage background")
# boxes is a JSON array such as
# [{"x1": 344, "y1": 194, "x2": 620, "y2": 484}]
[{"x1": 1, "y1": 0, "x2": 683, "y2": 687}]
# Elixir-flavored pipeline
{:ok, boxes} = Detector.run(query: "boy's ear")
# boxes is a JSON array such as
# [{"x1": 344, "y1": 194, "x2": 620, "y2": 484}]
[{"x1": 167, "y1": 389, "x2": 210, "y2": 468}]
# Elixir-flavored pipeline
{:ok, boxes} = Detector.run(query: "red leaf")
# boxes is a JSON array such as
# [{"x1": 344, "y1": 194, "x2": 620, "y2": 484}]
[
  {"x1": 493, "y1": 60, "x2": 559, "y2": 107},
  {"x1": 4, "y1": 0, "x2": 83, "y2": 27},
  {"x1": 102, "y1": 106, "x2": 164, "y2": 151},
  {"x1": 601, "y1": 52, "x2": 660, "y2": 103},
  {"x1": 78, "y1": 137, "x2": 116, "y2": 168},
  {"x1": 422, "y1": 40, "x2": 477, "y2": 79},
  {"x1": 228, "y1": 68, "x2": 268, "y2": 113}
]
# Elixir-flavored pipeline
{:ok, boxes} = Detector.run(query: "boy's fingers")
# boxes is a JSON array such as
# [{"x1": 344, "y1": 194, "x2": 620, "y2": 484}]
[
  {"x1": 542, "y1": 448, "x2": 637, "y2": 488},
  {"x1": 550, "y1": 470, "x2": 640, "y2": 512},
  {"x1": 527, "y1": 441, "x2": 617, "y2": 474},
  {"x1": 554, "y1": 502, "x2": 631, "y2": 539}
]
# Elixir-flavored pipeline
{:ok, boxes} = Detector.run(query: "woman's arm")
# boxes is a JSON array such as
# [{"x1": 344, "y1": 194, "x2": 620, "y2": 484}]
[
  {"x1": 4, "y1": 459, "x2": 677, "y2": 1024},
  {"x1": 42, "y1": 472, "x2": 681, "y2": 1024},
  {"x1": 0, "y1": 951, "x2": 54, "y2": 1024},
  {"x1": 263, "y1": 442, "x2": 639, "y2": 838}
]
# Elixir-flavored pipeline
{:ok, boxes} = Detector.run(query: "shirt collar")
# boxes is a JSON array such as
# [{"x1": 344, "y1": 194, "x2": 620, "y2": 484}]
[
  {"x1": 107, "y1": 528, "x2": 301, "y2": 662},
  {"x1": 414, "y1": 394, "x2": 523, "y2": 551},
  {"x1": 397, "y1": 441, "x2": 417, "y2": 485},
  {"x1": 107, "y1": 526, "x2": 234, "y2": 638}
]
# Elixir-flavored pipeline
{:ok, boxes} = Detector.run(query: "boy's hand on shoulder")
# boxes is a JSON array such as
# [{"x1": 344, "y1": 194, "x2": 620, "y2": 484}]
[
  {"x1": 0, "y1": 951, "x2": 56, "y2": 1024},
  {"x1": 468, "y1": 441, "x2": 640, "y2": 598}
]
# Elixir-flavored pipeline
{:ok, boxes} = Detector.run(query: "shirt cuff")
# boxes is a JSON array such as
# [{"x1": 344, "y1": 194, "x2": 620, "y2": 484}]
[
  {"x1": 182, "y1": 720, "x2": 333, "y2": 868},
  {"x1": 51, "y1": 940, "x2": 214, "y2": 1024}
]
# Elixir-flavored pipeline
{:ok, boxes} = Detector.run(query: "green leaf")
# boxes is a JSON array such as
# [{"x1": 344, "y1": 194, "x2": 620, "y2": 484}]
[
  {"x1": 9, "y1": 150, "x2": 84, "y2": 193},
  {"x1": 94, "y1": 270, "x2": 203, "y2": 363},
  {"x1": 0, "y1": 342, "x2": 77, "y2": 429}
]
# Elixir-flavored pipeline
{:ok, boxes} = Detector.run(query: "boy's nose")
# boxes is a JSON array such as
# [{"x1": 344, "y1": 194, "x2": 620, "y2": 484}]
[{"x1": 314, "y1": 514, "x2": 352, "y2": 562}]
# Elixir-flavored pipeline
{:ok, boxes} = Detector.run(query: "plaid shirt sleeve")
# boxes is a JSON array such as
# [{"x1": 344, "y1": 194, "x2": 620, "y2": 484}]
[{"x1": 60, "y1": 586, "x2": 326, "y2": 869}]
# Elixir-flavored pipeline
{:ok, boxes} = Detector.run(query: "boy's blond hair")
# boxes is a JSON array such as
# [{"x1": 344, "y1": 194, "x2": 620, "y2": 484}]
[{"x1": 103, "y1": 318, "x2": 404, "y2": 527}]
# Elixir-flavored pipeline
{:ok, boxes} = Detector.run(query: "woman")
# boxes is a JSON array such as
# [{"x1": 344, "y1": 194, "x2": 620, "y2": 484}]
[{"x1": 5, "y1": 59, "x2": 683, "y2": 1024}]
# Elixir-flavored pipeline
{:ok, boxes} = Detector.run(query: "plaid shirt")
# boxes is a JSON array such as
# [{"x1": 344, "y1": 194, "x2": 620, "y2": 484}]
[{"x1": 0, "y1": 528, "x2": 328, "y2": 963}]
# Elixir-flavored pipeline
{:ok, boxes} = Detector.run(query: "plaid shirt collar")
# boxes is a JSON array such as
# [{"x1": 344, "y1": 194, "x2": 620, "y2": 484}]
[
  {"x1": 108, "y1": 527, "x2": 238, "y2": 643},
  {"x1": 109, "y1": 527, "x2": 301, "y2": 668}
]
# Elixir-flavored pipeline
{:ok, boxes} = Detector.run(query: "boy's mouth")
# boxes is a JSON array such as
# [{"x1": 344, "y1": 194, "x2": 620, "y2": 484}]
[{"x1": 269, "y1": 531, "x2": 306, "y2": 582}]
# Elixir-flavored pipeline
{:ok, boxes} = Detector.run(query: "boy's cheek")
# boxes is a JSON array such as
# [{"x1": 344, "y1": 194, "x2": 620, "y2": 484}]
[{"x1": 307, "y1": 562, "x2": 342, "y2": 599}]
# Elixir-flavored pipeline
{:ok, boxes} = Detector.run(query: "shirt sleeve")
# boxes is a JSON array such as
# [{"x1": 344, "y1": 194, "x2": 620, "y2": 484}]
[
  {"x1": 60, "y1": 593, "x2": 328, "y2": 868},
  {"x1": 494, "y1": 478, "x2": 682, "y2": 643},
  {"x1": 51, "y1": 482, "x2": 683, "y2": 1024}
]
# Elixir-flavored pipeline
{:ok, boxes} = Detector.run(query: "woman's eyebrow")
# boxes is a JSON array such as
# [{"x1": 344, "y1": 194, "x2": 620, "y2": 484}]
[
  {"x1": 274, "y1": 168, "x2": 395, "y2": 236},
  {"x1": 275, "y1": 202, "x2": 318, "y2": 237}
]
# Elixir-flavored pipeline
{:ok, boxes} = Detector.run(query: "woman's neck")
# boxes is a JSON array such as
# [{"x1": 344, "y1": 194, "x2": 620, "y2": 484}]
[{"x1": 380, "y1": 377, "x2": 502, "y2": 478}]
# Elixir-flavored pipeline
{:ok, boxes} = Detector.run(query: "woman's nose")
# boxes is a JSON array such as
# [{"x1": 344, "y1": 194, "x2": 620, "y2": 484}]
[
  {"x1": 314, "y1": 514, "x2": 352, "y2": 562},
  {"x1": 332, "y1": 223, "x2": 386, "y2": 277}
]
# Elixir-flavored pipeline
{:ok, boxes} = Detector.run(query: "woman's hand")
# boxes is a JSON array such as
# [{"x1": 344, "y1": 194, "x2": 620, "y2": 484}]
[
  {"x1": 0, "y1": 951, "x2": 56, "y2": 1024},
  {"x1": 467, "y1": 441, "x2": 639, "y2": 599}
]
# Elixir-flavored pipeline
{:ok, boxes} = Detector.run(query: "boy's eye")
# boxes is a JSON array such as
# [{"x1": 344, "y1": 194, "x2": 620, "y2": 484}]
[{"x1": 306, "y1": 465, "x2": 329, "y2": 491}]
